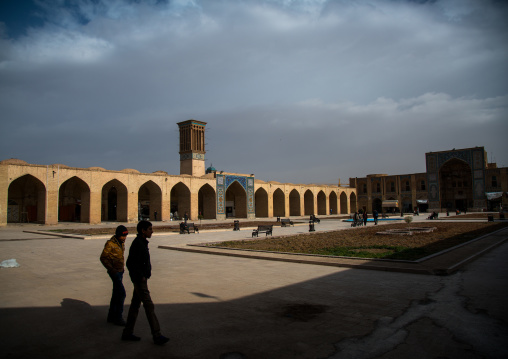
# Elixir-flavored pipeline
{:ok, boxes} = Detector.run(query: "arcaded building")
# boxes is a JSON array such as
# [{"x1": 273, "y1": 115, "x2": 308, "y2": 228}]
[
  {"x1": 351, "y1": 147, "x2": 507, "y2": 214},
  {"x1": 0, "y1": 120, "x2": 356, "y2": 226}
]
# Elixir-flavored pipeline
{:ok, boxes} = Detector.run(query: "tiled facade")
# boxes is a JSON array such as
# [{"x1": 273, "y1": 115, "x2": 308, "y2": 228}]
[{"x1": 350, "y1": 147, "x2": 507, "y2": 213}]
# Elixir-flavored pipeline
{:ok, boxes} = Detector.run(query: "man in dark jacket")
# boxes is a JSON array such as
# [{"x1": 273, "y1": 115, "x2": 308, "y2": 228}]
[{"x1": 122, "y1": 220, "x2": 169, "y2": 345}]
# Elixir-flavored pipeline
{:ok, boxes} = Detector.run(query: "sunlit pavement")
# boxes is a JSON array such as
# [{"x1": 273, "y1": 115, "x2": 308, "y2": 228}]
[{"x1": 0, "y1": 214, "x2": 507, "y2": 358}]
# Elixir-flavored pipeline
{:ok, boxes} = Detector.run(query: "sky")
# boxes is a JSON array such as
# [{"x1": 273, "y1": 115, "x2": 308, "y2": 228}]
[{"x1": 0, "y1": 0, "x2": 507, "y2": 185}]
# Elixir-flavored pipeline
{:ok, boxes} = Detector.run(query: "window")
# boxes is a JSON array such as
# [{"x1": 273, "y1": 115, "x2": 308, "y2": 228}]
[
  {"x1": 405, "y1": 181, "x2": 410, "y2": 191},
  {"x1": 363, "y1": 184, "x2": 367, "y2": 194},
  {"x1": 492, "y1": 176, "x2": 498, "y2": 187},
  {"x1": 390, "y1": 182, "x2": 395, "y2": 192},
  {"x1": 376, "y1": 183, "x2": 381, "y2": 192},
  {"x1": 421, "y1": 180, "x2": 426, "y2": 191}
]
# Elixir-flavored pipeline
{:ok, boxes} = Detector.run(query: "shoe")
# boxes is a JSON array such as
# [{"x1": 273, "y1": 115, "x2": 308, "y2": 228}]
[
  {"x1": 153, "y1": 335, "x2": 170, "y2": 345},
  {"x1": 121, "y1": 333, "x2": 141, "y2": 341}
]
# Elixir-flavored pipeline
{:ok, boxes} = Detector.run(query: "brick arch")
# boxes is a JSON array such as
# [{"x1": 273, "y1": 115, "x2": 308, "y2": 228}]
[
  {"x1": 340, "y1": 191, "x2": 348, "y2": 214},
  {"x1": 350, "y1": 192, "x2": 357, "y2": 213},
  {"x1": 139, "y1": 180, "x2": 162, "y2": 221},
  {"x1": 329, "y1": 191, "x2": 338, "y2": 215},
  {"x1": 255, "y1": 187, "x2": 269, "y2": 218},
  {"x1": 59, "y1": 176, "x2": 90, "y2": 223},
  {"x1": 8, "y1": 174, "x2": 46, "y2": 223},
  {"x1": 198, "y1": 183, "x2": 216, "y2": 219},
  {"x1": 226, "y1": 180, "x2": 247, "y2": 218},
  {"x1": 317, "y1": 190, "x2": 326, "y2": 215},
  {"x1": 289, "y1": 189, "x2": 301, "y2": 216},
  {"x1": 171, "y1": 182, "x2": 191, "y2": 220},
  {"x1": 439, "y1": 158, "x2": 473, "y2": 211},
  {"x1": 304, "y1": 189, "x2": 314, "y2": 216},
  {"x1": 102, "y1": 179, "x2": 128, "y2": 222},
  {"x1": 273, "y1": 188, "x2": 285, "y2": 217}
]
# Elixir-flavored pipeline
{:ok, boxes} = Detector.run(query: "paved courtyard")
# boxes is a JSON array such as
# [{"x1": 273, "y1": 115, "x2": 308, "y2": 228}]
[{"x1": 0, "y1": 215, "x2": 507, "y2": 358}]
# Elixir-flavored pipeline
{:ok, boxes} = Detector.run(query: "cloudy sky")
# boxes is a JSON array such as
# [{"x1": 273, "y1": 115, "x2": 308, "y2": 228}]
[{"x1": 0, "y1": 0, "x2": 507, "y2": 184}]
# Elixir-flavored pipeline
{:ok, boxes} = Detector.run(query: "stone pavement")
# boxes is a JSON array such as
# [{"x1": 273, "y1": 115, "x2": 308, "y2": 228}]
[{"x1": 0, "y1": 215, "x2": 507, "y2": 358}]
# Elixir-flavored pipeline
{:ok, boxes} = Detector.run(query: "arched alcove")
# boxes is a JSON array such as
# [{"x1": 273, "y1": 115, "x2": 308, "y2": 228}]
[
  {"x1": 273, "y1": 188, "x2": 285, "y2": 217},
  {"x1": 226, "y1": 181, "x2": 247, "y2": 218},
  {"x1": 8, "y1": 174, "x2": 46, "y2": 223},
  {"x1": 198, "y1": 184, "x2": 216, "y2": 219},
  {"x1": 59, "y1": 176, "x2": 90, "y2": 223},
  {"x1": 255, "y1": 188, "x2": 269, "y2": 218},
  {"x1": 102, "y1": 179, "x2": 128, "y2": 222}
]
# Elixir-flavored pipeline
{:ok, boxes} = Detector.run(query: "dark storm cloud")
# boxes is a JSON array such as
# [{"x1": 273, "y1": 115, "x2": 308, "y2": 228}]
[{"x1": 0, "y1": 0, "x2": 507, "y2": 183}]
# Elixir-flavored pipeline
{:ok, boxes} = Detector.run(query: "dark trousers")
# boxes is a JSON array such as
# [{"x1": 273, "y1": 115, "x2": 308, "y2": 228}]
[
  {"x1": 123, "y1": 278, "x2": 161, "y2": 337},
  {"x1": 108, "y1": 271, "x2": 126, "y2": 320}
]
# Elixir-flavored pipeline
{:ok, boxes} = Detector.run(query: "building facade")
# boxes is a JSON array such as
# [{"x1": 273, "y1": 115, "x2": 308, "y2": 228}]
[
  {"x1": 0, "y1": 120, "x2": 356, "y2": 226},
  {"x1": 350, "y1": 147, "x2": 507, "y2": 214}
]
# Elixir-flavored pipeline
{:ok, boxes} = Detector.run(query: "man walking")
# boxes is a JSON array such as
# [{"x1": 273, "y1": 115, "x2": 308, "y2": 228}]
[
  {"x1": 100, "y1": 225, "x2": 128, "y2": 326},
  {"x1": 122, "y1": 220, "x2": 169, "y2": 345}
]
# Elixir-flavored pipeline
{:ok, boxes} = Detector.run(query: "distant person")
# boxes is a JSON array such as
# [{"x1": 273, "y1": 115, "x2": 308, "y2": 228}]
[
  {"x1": 100, "y1": 225, "x2": 128, "y2": 326},
  {"x1": 122, "y1": 220, "x2": 169, "y2": 345},
  {"x1": 184, "y1": 212, "x2": 189, "y2": 223},
  {"x1": 373, "y1": 209, "x2": 378, "y2": 225},
  {"x1": 363, "y1": 211, "x2": 368, "y2": 226}
]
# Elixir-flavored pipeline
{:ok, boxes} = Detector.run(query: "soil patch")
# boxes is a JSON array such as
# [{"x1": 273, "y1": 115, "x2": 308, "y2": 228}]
[{"x1": 208, "y1": 222, "x2": 508, "y2": 261}]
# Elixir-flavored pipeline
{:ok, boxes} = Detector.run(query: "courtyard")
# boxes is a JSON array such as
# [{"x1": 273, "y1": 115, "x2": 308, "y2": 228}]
[{"x1": 0, "y1": 214, "x2": 507, "y2": 358}]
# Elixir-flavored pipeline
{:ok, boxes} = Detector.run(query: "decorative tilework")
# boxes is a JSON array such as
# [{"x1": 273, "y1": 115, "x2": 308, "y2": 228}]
[
  {"x1": 216, "y1": 175, "x2": 225, "y2": 215},
  {"x1": 426, "y1": 148, "x2": 486, "y2": 205},
  {"x1": 180, "y1": 153, "x2": 205, "y2": 161},
  {"x1": 226, "y1": 175, "x2": 247, "y2": 190},
  {"x1": 437, "y1": 150, "x2": 471, "y2": 168},
  {"x1": 217, "y1": 175, "x2": 256, "y2": 215}
]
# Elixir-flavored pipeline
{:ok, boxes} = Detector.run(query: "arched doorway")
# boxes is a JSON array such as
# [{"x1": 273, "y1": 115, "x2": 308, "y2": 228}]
[
  {"x1": 59, "y1": 176, "x2": 90, "y2": 223},
  {"x1": 372, "y1": 198, "x2": 382, "y2": 214},
  {"x1": 255, "y1": 188, "x2": 269, "y2": 218},
  {"x1": 340, "y1": 192, "x2": 348, "y2": 214},
  {"x1": 139, "y1": 181, "x2": 162, "y2": 221},
  {"x1": 171, "y1": 182, "x2": 191, "y2": 220},
  {"x1": 350, "y1": 192, "x2": 357, "y2": 213},
  {"x1": 317, "y1": 191, "x2": 326, "y2": 215},
  {"x1": 329, "y1": 191, "x2": 338, "y2": 215},
  {"x1": 402, "y1": 197, "x2": 412, "y2": 213},
  {"x1": 198, "y1": 184, "x2": 216, "y2": 219},
  {"x1": 102, "y1": 180, "x2": 128, "y2": 222},
  {"x1": 225, "y1": 181, "x2": 247, "y2": 218},
  {"x1": 273, "y1": 188, "x2": 285, "y2": 217},
  {"x1": 8, "y1": 175, "x2": 46, "y2": 223},
  {"x1": 304, "y1": 190, "x2": 314, "y2": 216},
  {"x1": 289, "y1": 189, "x2": 301, "y2": 216},
  {"x1": 439, "y1": 159, "x2": 473, "y2": 211}
]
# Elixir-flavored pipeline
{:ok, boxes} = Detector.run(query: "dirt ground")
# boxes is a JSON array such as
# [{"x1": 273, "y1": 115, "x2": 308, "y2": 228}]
[{"x1": 209, "y1": 222, "x2": 508, "y2": 260}]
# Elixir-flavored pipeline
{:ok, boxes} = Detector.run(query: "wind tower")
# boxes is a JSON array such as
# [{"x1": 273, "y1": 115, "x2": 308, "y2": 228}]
[{"x1": 177, "y1": 119, "x2": 207, "y2": 176}]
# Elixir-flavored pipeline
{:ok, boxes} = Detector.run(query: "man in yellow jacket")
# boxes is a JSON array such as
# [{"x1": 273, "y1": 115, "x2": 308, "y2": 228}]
[{"x1": 100, "y1": 225, "x2": 129, "y2": 326}]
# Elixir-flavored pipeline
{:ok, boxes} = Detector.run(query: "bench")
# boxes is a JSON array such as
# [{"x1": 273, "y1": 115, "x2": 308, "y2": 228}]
[
  {"x1": 351, "y1": 218, "x2": 363, "y2": 227},
  {"x1": 281, "y1": 219, "x2": 293, "y2": 227},
  {"x1": 180, "y1": 222, "x2": 199, "y2": 234},
  {"x1": 252, "y1": 225, "x2": 273, "y2": 237}
]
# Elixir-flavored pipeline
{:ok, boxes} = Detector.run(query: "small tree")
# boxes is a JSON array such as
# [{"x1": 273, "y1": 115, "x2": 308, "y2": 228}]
[{"x1": 404, "y1": 216, "x2": 413, "y2": 235}]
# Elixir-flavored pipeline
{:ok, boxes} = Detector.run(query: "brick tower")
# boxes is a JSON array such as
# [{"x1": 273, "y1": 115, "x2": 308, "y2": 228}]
[{"x1": 177, "y1": 119, "x2": 207, "y2": 176}]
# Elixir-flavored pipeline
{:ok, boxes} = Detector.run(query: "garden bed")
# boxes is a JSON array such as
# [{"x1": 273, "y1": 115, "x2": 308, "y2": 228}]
[{"x1": 207, "y1": 222, "x2": 508, "y2": 261}]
